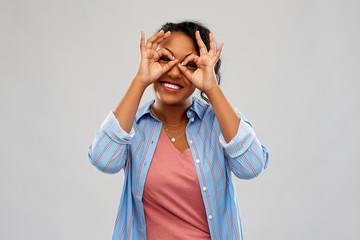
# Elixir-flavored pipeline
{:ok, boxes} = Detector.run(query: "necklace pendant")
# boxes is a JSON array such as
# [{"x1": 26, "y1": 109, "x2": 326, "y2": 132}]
[{"x1": 171, "y1": 138, "x2": 175, "y2": 142}]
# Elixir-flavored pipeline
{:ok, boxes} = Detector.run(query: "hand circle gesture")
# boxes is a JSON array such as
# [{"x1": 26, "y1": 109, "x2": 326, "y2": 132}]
[
  {"x1": 136, "y1": 30, "x2": 178, "y2": 86},
  {"x1": 178, "y1": 31, "x2": 224, "y2": 94}
]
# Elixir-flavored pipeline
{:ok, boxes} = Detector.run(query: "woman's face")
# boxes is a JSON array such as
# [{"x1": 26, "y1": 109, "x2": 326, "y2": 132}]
[{"x1": 153, "y1": 32, "x2": 198, "y2": 107}]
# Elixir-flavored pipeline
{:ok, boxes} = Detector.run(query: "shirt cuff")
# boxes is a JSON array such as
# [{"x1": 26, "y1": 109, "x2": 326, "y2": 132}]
[
  {"x1": 219, "y1": 116, "x2": 255, "y2": 158},
  {"x1": 100, "y1": 111, "x2": 135, "y2": 144}
]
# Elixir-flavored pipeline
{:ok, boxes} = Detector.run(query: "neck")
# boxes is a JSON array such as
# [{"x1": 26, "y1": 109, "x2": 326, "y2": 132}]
[{"x1": 151, "y1": 99, "x2": 193, "y2": 124}]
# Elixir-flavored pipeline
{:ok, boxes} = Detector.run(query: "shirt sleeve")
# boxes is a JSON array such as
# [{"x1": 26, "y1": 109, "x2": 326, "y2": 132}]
[
  {"x1": 219, "y1": 108, "x2": 269, "y2": 180},
  {"x1": 88, "y1": 111, "x2": 135, "y2": 174}
]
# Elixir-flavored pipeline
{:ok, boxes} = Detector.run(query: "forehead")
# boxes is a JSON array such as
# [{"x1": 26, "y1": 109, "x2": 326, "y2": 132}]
[{"x1": 159, "y1": 32, "x2": 197, "y2": 56}]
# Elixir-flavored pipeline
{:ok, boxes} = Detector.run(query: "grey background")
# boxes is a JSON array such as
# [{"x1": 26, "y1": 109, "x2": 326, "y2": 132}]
[{"x1": 1, "y1": 0, "x2": 359, "y2": 239}]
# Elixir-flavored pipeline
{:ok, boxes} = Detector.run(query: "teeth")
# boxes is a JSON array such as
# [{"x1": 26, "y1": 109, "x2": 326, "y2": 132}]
[{"x1": 162, "y1": 82, "x2": 181, "y2": 90}]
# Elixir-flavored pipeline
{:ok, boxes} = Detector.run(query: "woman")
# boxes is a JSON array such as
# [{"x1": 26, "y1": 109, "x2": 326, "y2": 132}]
[{"x1": 88, "y1": 21, "x2": 269, "y2": 240}]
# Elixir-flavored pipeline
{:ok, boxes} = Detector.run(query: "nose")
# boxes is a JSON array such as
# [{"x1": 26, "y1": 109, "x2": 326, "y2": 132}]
[{"x1": 167, "y1": 64, "x2": 181, "y2": 79}]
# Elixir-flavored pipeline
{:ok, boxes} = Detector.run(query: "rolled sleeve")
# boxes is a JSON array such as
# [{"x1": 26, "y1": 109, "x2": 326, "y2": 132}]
[
  {"x1": 219, "y1": 108, "x2": 269, "y2": 179},
  {"x1": 100, "y1": 111, "x2": 135, "y2": 144},
  {"x1": 88, "y1": 111, "x2": 135, "y2": 174},
  {"x1": 219, "y1": 111, "x2": 255, "y2": 158}
]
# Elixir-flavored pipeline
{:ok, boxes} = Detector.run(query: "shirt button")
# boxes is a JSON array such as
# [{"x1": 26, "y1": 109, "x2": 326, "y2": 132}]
[
  {"x1": 208, "y1": 215, "x2": 213, "y2": 220},
  {"x1": 196, "y1": 159, "x2": 200, "y2": 164},
  {"x1": 190, "y1": 118, "x2": 194, "y2": 122},
  {"x1": 203, "y1": 186, "x2": 207, "y2": 191},
  {"x1": 189, "y1": 140, "x2": 193, "y2": 144}
]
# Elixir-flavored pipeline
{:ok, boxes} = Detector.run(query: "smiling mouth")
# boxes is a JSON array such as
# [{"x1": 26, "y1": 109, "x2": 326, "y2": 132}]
[{"x1": 160, "y1": 81, "x2": 183, "y2": 90}]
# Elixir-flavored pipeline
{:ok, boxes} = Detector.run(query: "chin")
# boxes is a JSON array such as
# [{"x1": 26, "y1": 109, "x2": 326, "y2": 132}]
[
  {"x1": 157, "y1": 95, "x2": 191, "y2": 106},
  {"x1": 154, "y1": 92, "x2": 192, "y2": 107}
]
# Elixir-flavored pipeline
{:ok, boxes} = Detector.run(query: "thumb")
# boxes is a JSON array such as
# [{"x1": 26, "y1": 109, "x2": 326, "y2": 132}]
[
  {"x1": 161, "y1": 59, "x2": 178, "y2": 73},
  {"x1": 178, "y1": 63, "x2": 194, "y2": 82}
]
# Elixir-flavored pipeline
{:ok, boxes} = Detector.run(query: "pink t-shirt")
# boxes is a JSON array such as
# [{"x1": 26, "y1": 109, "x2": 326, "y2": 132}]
[{"x1": 142, "y1": 128, "x2": 211, "y2": 240}]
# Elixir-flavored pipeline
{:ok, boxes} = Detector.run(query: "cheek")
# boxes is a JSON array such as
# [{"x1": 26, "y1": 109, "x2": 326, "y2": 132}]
[
  {"x1": 185, "y1": 79, "x2": 196, "y2": 91},
  {"x1": 152, "y1": 82, "x2": 159, "y2": 92},
  {"x1": 189, "y1": 85, "x2": 196, "y2": 94}
]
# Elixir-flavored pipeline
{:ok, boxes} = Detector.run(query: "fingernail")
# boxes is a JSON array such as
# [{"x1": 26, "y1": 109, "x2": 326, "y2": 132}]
[
  {"x1": 172, "y1": 56, "x2": 175, "y2": 60},
  {"x1": 181, "y1": 62, "x2": 184, "y2": 65}
]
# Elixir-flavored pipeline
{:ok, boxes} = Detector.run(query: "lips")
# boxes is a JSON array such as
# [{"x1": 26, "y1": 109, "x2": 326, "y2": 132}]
[{"x1": 160, "y1": 81, "x2": 184, "y2": 91}]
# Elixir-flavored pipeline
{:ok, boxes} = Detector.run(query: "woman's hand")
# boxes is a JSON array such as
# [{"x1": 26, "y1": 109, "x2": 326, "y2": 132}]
[
  {"x1": 135, "y1": 30, "x2": 178, "y2": 86},
  {"x1": 178, "y1": 31, "x2": 223, "y2": 94}
]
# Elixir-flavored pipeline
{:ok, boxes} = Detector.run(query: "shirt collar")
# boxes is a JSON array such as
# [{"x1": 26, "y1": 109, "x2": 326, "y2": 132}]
[{"x1": 134, "y1": 96, "x2": 207, "y2": 123}]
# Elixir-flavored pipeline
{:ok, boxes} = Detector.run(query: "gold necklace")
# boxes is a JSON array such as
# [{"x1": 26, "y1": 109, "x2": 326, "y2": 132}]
[
  {"x1": 150, "y1": 106, "x2": 188, "y2": 142},
  {"x1": 168, "y1": 131, "x2": 186, "y2": 142},
  {"x1": 161, "y1": 118, "x2": 188, "y2": 127},
  {"x1": 163, "y1": 125, "x2": 187, "y2": 133}
]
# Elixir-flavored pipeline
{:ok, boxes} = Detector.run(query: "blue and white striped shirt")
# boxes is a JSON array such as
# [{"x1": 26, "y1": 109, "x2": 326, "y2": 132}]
[{"x1": 88, "y1": 96, "x2": 269, "y2": 240}]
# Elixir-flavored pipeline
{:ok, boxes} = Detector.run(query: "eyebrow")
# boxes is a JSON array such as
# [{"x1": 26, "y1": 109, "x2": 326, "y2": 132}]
[{"x1": 164, "y1": 47, "x2": 194, "y2": 59}]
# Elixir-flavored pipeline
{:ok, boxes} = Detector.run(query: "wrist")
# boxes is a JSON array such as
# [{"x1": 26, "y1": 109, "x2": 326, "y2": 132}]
[
  {"x1": 204, "y1": 84, "x2": 221, "y2": 100},
  {"x1": 133, "y1": 75, "x2": 151, "y2": 90},
  {"x1": 131, "y1": 75, "x2": 150, "y2": 91}
]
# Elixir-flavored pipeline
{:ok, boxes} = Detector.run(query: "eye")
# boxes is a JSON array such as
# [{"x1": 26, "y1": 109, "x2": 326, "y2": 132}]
[
  {"x1": 186, "y1": 62, "x2": 197, "y2": 70},
  {"x1": 159, "y1": 56, "x2": 170, "y2": 62}
]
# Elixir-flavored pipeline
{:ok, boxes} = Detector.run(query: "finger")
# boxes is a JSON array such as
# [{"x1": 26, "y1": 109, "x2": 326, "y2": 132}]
[
  {"x1": 154, "y1": 48, "x2": 175, "y2": 64},
  {"x1": 161, "y1": 30, "x2": 171, "y2": 41},
  {"x1": 181, "y1": 53, "x2": 199, "y2": 66},
  {"x1": 209, "y1": 32, "x2": 216, "y2": 55},
  {"x1": 153, "y1": 51, "x2": 160, "y2": 62},
  {"x1": 195, "y1": 31, "x2": 208, "y2": 55},
  {"x1": 161, "y1": 59, "x2": 179, "y2": 73},
  {"x1": 146, "y1": 30, "x2": 165, "y2": 49},
  {"x1": 140, "y1": 31, "x2": 145, "y2": 51},
  {"x1": 178, "y1": 63, "x2": 194, "y2": 82},
  {"x1": 214, "y1": 43, "x2": 224, "y2": 62},
  {"x1": 151, "y1": 31, "x2": 171, "y2": 50},
  {"x1": 157, "y1": 48, "x2": 176, "y2": 59}
]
